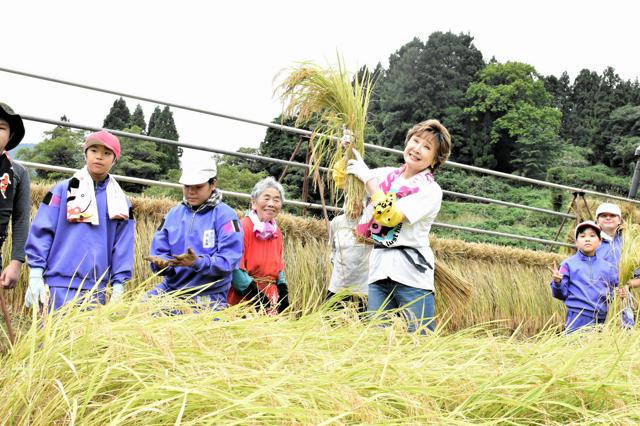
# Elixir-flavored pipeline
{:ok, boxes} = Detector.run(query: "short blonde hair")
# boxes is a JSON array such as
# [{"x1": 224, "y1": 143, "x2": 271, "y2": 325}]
[{"x1": 404, "y1": 119, "x2": 452, "y2": 172}]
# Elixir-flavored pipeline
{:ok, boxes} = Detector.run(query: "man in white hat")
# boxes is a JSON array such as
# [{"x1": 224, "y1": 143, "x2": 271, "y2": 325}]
[{"x1": 145, "y1": 160, "x2": 243, "y2": 309}]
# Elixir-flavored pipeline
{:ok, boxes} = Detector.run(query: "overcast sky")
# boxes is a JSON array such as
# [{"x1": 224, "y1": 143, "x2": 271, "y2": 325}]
[{"x1": 2, "y1": 0, "x2": 639, "y2": 167}]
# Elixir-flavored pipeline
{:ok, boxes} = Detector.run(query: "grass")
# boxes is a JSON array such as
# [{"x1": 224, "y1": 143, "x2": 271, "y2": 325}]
[{"x1": 1, "y1": 294, "x2": 640, "y2": 424}]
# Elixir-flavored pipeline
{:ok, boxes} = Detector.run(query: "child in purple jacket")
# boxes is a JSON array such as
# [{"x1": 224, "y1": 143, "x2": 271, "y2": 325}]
[
  {"x1": 25, "y1": 131, "x2": 134, "y2": 311},
  {"x1": 145, "y1": 161, "x2": 243, "y2": 310},
  {"x1": 550, "y1": 221, "x2": 618, "y2": 333}
]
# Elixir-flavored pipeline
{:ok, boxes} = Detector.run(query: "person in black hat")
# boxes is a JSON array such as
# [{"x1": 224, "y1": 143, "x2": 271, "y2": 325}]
[{"x1": 0, "y1": 103, "x2": 30, "y2": 290}]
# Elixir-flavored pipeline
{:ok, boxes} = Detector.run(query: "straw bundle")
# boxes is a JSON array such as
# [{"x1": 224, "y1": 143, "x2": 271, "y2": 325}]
[
  {"x1": 275, "y1": 56, "x2": 374, "y2": 218},
  {"x1": 434, "y1": 259, "x2": 473, "y2": 316},
  {"x1": 618, "y1": 223, "x2": 640, "y2": 285}
]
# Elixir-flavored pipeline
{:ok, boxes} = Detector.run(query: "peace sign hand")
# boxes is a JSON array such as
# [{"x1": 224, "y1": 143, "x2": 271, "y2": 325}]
[{"x1": 548, "y1": 262, "x2": 563, "y2": 284}]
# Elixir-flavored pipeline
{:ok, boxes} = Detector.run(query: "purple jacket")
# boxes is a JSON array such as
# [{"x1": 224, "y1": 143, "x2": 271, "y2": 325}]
[
  {"x1": 149, "y1": 201, "x2": 243, "y2": 294},
  {"x1": 551, "y1": 250, "x2": 618, "y2": 316},
  {"x1": 596, "y1": 233, "x2": 622, "y2": 268},
  {"x1": 25, "y1": 176, "x2": 135, "y2": 290}
]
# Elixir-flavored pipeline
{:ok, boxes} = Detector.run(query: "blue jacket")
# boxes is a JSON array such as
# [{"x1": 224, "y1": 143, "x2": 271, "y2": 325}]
[
  {"x1": 551, "y1": 250, "x2": 618, "y2": 316},
  {"x1": 596, "y1": 233, "x2": 622, "y2": 268},
  {"x1": 25, "y1": 176, "x2": 135, "y2": 290},
  {"x1": 149, "y1": 201, "x2": 243, "y2": 294}
]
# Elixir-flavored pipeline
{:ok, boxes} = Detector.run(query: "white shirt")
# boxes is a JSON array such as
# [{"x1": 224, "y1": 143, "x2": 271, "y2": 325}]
[
  {"x1": 328, "y1": 214, "x2": 372, "y2": 294},
  {"x1": 362, "y1": 166, "x2": 442, "y2": 291}
]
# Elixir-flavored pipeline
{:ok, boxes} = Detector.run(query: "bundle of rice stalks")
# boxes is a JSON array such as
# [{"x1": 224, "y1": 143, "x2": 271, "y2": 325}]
[
  {"x1": 434, "y1": 259, "x2": 473, "y2": 317},
  {"x1": 608, "y1": 222, "x2": 640, "y2": 328},
  {"x1": 618, "y1": 223, "x2": 640, "y2": 285},
  {"x1": 275, "y1": 56, "x2": 374, "y2": 218}
]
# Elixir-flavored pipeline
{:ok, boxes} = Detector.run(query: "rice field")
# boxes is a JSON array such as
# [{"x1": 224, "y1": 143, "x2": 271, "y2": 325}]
[{"x1": 1, "y1": 184, "x2": 640, "y2": 424}]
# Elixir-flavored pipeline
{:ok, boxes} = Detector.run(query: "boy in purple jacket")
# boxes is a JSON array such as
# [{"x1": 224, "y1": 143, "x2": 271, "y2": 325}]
[
  {"x1": 25, "y1": 131, "x2": 134, "y2": 311},
  {"x1": 550, "y1": 221, "x2": 618, "y2": 333},
  {"x1": 145, "y1": 161, "x2": 243, "y2": 310}
]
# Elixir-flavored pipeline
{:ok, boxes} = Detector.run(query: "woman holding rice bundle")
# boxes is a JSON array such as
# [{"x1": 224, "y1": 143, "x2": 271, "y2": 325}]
[
  {"x1": 227, "y1": 177, "x2": 289, "y2": 314},
  {"x1": 345, "y1": 119, "x2": 452, "y2": 333}
]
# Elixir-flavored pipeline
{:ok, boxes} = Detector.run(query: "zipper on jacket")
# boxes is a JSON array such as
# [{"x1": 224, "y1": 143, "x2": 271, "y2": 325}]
[{"x1": 189, "y1": 204, "x2": 206, "y2": 234}]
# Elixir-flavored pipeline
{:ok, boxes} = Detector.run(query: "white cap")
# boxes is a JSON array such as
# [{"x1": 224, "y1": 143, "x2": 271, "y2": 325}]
[
  {"x1": 595, "y1": 202, "x2": 622, "y2": 218},
  {"x1": 179, "y1": 161, "x2": 217, "y2": 185}
]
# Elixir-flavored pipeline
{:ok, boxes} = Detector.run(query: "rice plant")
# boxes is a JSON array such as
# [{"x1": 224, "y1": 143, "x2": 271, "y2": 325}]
[
  {"x1": 1, "y1": 292, "x2": 640, "y2": 424},
  {"x1": 275, "y1": 56, "x2": 374, "y2": 218}
]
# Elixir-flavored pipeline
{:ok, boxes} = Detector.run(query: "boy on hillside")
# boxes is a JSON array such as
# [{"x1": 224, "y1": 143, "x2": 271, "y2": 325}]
[
  {"x1": 550, "y1": 221, "x2": 618, "y2": 333},
  {"x1": 0, "y1": 103, "x2": 30, "y2": 290}
]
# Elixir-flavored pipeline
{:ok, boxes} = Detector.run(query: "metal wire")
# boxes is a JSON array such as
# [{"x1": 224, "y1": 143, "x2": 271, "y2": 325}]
[
  {"x1": 3, "y1": 65, "x2": 637, "y2": 204},
  {"x1": 20, "y1": 161, "x2": 573, "y2": 248},
  {"x1": 18, "y1": 161, "x2": 341, "y2": 212},
  {"x1": 21, "y1": 115, "x2": 329, "y2": 173},
  {"x1": 22, "y1": 115, "x2": 577, "y2": 221}
]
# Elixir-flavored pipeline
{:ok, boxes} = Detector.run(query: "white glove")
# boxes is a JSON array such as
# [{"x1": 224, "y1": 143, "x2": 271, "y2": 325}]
[
  {"x1": 340, "y1": 126, "x2": 352, "y2": 148},
  {"x1": 24, "y1": 267, "x2": 47, "y2": 308},
  {"x1": 346, "y1": 148, "x2": 373, "y2": 184},
  {"x1": 110, "y1": 283, "x2": 124, "y2": 302}
]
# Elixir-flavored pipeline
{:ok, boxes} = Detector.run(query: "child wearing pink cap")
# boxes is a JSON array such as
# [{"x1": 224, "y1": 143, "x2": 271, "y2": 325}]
[{"x1": 25, "y1": 130, "x2": 134, "y2": 311}]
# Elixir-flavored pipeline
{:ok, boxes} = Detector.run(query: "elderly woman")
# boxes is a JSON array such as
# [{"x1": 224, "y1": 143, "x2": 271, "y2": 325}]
[{"x1": 228, "y1": 176, "x2": 288, "y2": 314}]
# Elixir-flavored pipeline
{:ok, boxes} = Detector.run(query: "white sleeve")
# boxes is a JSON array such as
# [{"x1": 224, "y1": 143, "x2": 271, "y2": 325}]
[{"x1": 396, "y1": 181, "x2": 443, "y2": 224}]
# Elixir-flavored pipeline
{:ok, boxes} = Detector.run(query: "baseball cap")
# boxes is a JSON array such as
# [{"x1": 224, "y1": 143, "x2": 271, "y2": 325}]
[
  {"x1": 595, "y1": 202, "x2": 622, "y2": 218},
  {"x1": 84, "y1": 130, "x2": 121, "y2": 160},
  {"x1": 179, "y1": 161, "x2": 217, "y2": 185},
  {"x1": 574, "y1": 220, "x2": 601, "y2": 240}
]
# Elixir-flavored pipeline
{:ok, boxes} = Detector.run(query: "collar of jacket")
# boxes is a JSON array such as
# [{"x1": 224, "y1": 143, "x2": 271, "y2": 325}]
[{"x1": 576, "y1": 249, "x2": 599, "y2": 261}]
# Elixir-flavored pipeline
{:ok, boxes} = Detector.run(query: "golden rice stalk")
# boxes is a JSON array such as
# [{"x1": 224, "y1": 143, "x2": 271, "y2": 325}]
[
  {"x1": 434, "y1": 259, "x2": 473, "y2": 316},
  {"x1": 275, "y1": 56, "x2": 374, "y2": 218},
  {"x1": 618, "y1": 223, "x2": 640, "y2": 285}
]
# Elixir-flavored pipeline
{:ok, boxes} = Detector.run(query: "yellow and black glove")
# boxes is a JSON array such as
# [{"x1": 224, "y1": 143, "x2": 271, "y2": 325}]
[{"x1": 371, "y1": 191, "x2": 404, "y2": 228}]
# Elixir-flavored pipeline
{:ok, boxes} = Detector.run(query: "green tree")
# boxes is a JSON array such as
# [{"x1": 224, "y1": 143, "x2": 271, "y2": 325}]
[
  {"x1": 112, "y1": 125, "x2": 170, "y2": 192},
  {"x1": 130, "y1": 104, "x2": 147, "y2": 131},
  {"x1": 544, "y1": 71, "x2": 571, "y2": 139},
  {"x1": 260, "y1": 116, "x2": 310, "y2": 202},
  {"x1": 148, "y1": 106, "x2": 182, "y2": 173},
  {"x1": 147, "y1": 106, "x2": 162, "y2": 136},
  {"x1": 216, "y1": 157, "x2": 268, "y2": 210},
  {"x1": 464, "y1": 62, "x2": 561, "y2": 177},
  {"x1": 103, "y1": 97, "x2": 131, "y2": 131},
  {"x1": 603, "y1": 105, "x2": 640, "y2": 174},
  {"x1": 16, "y1": 126, "x2": 84, "y2": 180},
  {"x1": 375, "y1": 32, "x2": 484, "y2": 159}
]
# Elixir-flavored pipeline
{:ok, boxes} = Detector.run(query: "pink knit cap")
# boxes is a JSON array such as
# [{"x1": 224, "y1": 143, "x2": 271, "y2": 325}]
[{"x1": 84, "y1": 130, "x2": 121, "y2": 160}]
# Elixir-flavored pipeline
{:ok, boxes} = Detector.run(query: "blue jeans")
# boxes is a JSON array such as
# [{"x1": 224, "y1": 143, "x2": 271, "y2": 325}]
[{"x1": 368, "y1": 278, "x2": 435, "y2": 333}]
